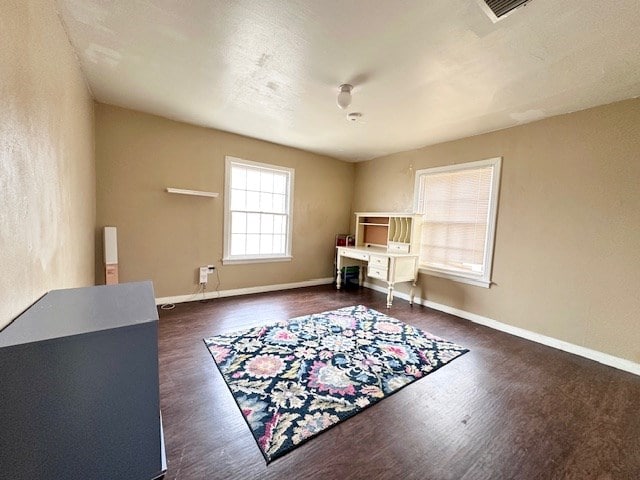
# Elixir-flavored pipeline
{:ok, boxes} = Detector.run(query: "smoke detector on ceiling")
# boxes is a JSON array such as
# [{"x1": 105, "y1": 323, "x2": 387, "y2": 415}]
[
  {"x1": 477, "y1": 0, "x2": 532, "y2": 23},
  {"x1": 347, "y1": 112, "x2": 363, "y2": 123}
]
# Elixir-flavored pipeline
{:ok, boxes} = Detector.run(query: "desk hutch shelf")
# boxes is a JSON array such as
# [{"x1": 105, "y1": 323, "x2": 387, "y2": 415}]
[{"x1": 355, "y1": 212, "x2": 420, "y2": 253}]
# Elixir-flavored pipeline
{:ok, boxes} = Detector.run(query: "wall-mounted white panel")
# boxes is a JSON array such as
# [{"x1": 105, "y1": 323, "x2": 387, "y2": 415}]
[{"x1": 104, "y1": 226, "x2": 118, "y2": 264}]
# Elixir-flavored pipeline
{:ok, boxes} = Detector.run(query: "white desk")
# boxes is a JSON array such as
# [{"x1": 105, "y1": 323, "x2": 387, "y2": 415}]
[{"x1": 336, "y1": 246, "x2": 419, "y2": 307}]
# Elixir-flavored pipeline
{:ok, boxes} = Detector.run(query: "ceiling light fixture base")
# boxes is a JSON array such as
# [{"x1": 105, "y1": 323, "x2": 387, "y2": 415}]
[{"x1": 337, "y1": 84, "x2": 353, "y2": 109}]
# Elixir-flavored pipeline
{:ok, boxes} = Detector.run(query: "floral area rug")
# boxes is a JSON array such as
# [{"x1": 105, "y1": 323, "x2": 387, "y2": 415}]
[{"x1": 204, "y1": 305, "x2": 468, "y2": 463}]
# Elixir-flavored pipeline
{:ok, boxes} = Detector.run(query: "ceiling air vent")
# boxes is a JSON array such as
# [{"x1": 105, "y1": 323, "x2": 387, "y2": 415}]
[{"x1": 478, "y1": 0, "x2": 532, "y2": 22}]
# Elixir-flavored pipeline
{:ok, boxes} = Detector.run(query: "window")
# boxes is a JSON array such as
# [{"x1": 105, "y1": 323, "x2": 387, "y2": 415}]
[
  {"x1": 223, "y1": 156, "x2": 294, "y2": 264},
  {"x1": 413, "y1": 157, "x2": 501, "y2": 287}
]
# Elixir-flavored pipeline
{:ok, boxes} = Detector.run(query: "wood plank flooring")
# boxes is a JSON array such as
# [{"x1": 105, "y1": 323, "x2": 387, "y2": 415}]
[{"x1": 158, "y1": 285, "x2": 640, "y2": 479}]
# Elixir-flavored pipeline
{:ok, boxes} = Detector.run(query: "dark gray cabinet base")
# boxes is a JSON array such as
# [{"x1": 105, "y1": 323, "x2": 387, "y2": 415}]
[{"x1": 0, "y1": 281, "x2": 166, "y2": 480}]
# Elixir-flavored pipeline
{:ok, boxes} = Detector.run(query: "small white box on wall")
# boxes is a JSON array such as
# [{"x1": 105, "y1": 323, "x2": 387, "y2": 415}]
[{"x1": 103, "y1": 226, "x2": 118, "y2": 285}]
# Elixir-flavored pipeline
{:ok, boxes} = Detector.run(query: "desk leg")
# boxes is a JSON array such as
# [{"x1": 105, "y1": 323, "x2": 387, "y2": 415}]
[
  {"x1": 409, "y1": 280, "x2": 417, "y2": 305},
  {"x1": 359, "y1": 263, "x2": 364, "y2": 287},
  {"x1": 409, "y1": 261, "x2": 419, "y2": 305},
  {"x1": 386, "y1": 283, "x2": 394, "y2": 308},
  {"x1": 336, "y1": 257, "x2": 342, "y2": 290}
]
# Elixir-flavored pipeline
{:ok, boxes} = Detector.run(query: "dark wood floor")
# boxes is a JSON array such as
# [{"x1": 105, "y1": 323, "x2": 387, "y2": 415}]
[{"x1": 158, "y1": 285, "x2": 640, "y2": 480}]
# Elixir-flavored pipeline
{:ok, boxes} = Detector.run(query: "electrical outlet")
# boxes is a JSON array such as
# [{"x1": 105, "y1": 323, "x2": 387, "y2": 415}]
[
  {"x1": 207, "y1": 264, "x2": 215, "y2": 273},
  {"x1": 199, "y1": 266, "x2": 208, "y2": 284}
]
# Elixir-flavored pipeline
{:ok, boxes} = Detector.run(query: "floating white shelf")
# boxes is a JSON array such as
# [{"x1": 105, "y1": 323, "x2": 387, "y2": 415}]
[{"x1": 165, "y1": 188, "x2": 219, "y2": 198}]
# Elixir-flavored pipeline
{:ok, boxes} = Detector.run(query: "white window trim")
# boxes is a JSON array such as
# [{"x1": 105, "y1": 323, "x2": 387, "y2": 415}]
[
  {"x1": 223, "y1": 156, "x2": 294, "y2": 265},
  {"x1": 413, "y1": 157, "x2": 502, "y2": 288}
]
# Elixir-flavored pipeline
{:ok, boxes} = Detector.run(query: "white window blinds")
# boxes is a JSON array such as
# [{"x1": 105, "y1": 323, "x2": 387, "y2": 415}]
[{"x1": 414, "y1": 158, "x2": 501, "y2": 286}]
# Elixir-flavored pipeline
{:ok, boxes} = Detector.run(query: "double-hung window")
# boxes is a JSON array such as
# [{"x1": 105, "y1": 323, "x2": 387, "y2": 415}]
[
  {"x1": 223, "y1": 156, "x2": 294, "y2": 264},
  {"x1": 413, "y1": 157, "x2": 501, "y2": 287}
]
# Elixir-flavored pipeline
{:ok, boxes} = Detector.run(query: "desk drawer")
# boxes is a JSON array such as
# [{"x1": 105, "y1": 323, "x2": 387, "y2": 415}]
[
  {"x1": 367, "y1": 266, "x2": 389, "y2": 281},
  {"x1": 369, "y1": 255, "x2": 389, "y2": 269},
  {"x1": 339, "y1": 249, "x2": 369, "y2": 262},
  {"x1": 387, "y1": 242, "x2": 411, "y2": 253}
]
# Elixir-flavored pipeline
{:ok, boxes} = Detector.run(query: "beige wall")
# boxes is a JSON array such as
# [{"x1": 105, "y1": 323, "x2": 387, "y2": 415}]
[
  {"x1": 0, "y1": 1, "x2": 95, "y2": 329},
  {"x1": 354, "y1": 98, "x2": 640, "y2": 364},
  {"x1": 95, "y1": 104, "x2": 354, "y2": 297}
]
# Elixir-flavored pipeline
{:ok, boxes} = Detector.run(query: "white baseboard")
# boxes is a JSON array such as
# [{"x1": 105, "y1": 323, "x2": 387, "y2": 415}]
[
  {"x1": 155, "y1": 277, "x2": 334, "y2": 306},
  {"x1": 363, "y1": 281, "x2": 640, "y2": 377}
]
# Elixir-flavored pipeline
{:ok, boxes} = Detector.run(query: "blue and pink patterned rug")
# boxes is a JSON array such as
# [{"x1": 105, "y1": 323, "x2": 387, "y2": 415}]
[{"x1": 204, "y1": 305, "x2": 468, "y2": 463}]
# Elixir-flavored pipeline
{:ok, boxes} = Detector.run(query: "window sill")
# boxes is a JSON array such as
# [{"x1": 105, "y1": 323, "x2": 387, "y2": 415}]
[
  {"x1": 418, "y1": 267, "x2": 491, "y2": 288},
  {"x1": 222, "y1": 255, "x2": 292, "y2": 266}
]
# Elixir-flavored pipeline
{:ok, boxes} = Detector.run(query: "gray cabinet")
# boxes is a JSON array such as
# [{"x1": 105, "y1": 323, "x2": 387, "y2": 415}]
[{"x1": 0, "y1": 281, "x2": 166, "y2": 480}]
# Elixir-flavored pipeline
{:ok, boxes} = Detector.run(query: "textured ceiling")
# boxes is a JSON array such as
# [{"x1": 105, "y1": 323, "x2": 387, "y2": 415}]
[{"x1": 57, "y1": 0, "x2": 640, "y2": 161}]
